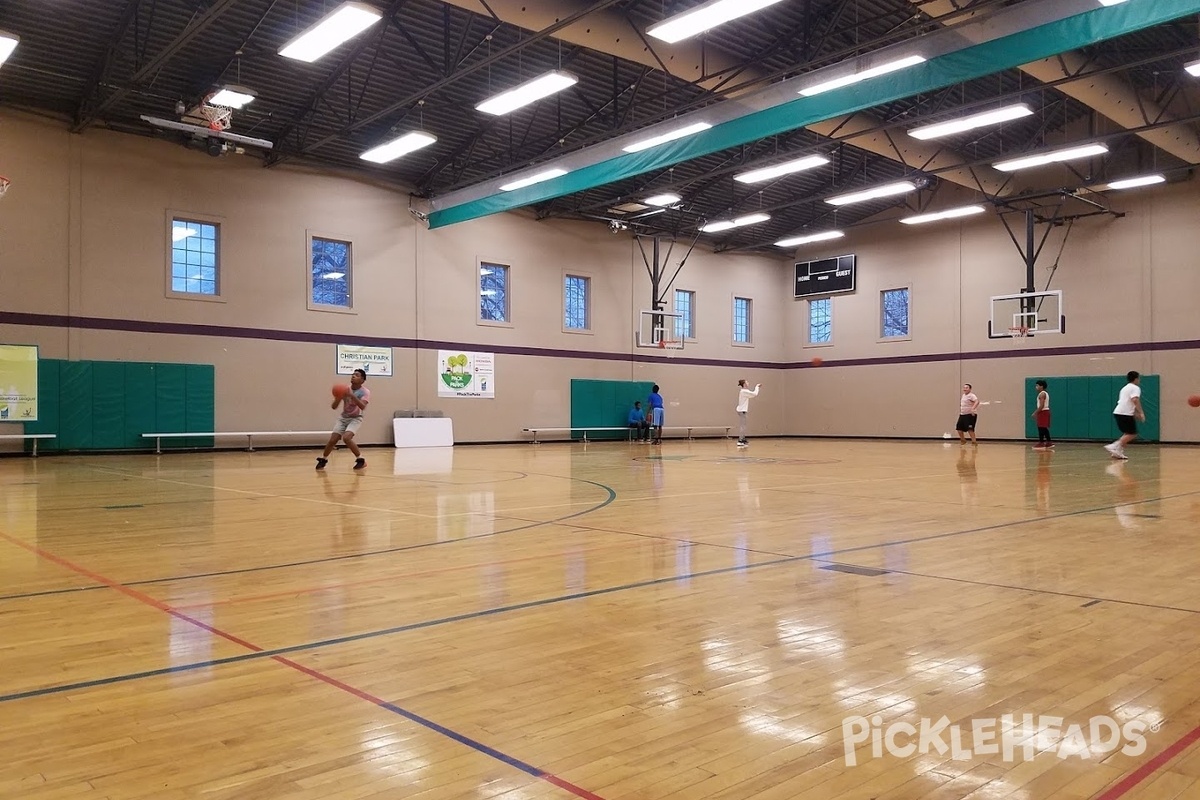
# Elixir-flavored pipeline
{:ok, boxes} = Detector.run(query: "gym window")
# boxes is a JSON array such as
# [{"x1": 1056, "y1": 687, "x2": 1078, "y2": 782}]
[
  {"x1": 169, "y1": 218, "x2": 219, "y2": 297},
  {"x1": 809, "y1": 297, "x2": 832, "y2": 344},
  {"x1": 733, "y1": 296, "x2": 753, "y2": 345},
  {"x1": 309, "y1": 236, "x2": 353, "y2": 311},
  {"x1": 479, "y1": 261, "x2": 510, "y2": 324},
  {"x1": 674, "y1": 289, "x2": 695, "y2": 340},
  {"x1": 564, "y1": 274, "x2": 590, "y2": 331},
  {"x1": 881, "y1": 288, "x2": 910, "y2": 339}
]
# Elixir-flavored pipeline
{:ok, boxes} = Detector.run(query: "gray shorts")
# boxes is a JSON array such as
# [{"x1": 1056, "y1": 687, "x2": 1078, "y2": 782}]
[{"x1": 333, "y1": 416, "x2": 363, "y2": 435}]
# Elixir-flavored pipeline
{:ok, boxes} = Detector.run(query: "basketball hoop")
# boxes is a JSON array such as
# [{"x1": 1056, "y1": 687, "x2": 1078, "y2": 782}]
[
  {"x1": 199, "y1": 102, "x2": 233, "y2": 132},
  {"x1": 0, "y1": 175, "x2": 10, "y2": 199}
]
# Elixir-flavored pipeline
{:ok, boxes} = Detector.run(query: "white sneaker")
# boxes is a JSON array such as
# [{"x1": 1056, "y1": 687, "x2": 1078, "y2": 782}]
[{"x1": 1104, "y1": 443, "x2": 1120, "y2": 456}]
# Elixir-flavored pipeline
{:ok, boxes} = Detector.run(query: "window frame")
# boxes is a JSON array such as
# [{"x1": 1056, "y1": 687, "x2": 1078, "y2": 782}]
[
  {"x1": 806, "y1": 296, "x2": 834, "y2": 347},
  {"x1": 307, "y1": 231, "x2": 356, "y2": 314},
  {"x1": 477, "y1": 258, "x2": 513, "y2": 328},
  {"x1": 561, "y1": 271, "x2": 593, "y2": 334},
  {"x1": 673, "y1": 288, "x2": 696, "y2": 342},
  {"x1": 879, "y1": 285, "x2": 912, "y2": 342},
  {"x1": 165, "y1": 211, "x2": 225, "y2": 303},
  {"x1": 732, "y1": 295, "x2": 754, "y2": 347}
]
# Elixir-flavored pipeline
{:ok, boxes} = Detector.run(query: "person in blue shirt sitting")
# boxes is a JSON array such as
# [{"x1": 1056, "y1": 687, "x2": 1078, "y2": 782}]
[
  {"x1": 628, "y1": 401, "x2": 649, "y2": 441},
  {"x1": 647, "y1": 384, "x2": 665, "y2": 444}
]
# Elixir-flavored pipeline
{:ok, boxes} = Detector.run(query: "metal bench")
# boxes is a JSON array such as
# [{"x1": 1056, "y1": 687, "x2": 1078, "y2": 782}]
[
  {"x1": 521, "y1": 425, "x2": 732, "y2": 444},
  {"x1": 142, "y1": 431, "x2": 331, "y2": 454},
  {"x1": 0, "y1": 433, "x2": 56, "y2": 457}
]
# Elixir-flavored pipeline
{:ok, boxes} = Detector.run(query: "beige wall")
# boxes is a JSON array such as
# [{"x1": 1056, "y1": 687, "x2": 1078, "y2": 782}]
[{"x1": 0, "y1": 110, "x2": 786, "y2": 446}]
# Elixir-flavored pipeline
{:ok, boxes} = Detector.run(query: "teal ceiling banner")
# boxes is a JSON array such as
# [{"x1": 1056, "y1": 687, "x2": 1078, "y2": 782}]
[{"x1": 427, "y1": 1, "x2": 1200, "y2": 230}]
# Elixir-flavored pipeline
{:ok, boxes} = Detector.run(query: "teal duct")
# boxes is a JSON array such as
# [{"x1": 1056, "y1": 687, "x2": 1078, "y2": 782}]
[{"x1": 427, "y1": 1, "x2": 1200, "y2": 229}]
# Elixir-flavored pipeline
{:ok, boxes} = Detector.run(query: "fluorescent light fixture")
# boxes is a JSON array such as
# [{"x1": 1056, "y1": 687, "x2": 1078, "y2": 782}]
[
  {"x1": 647, "y1": 0, "x2": 788, "y2": 44},
  {"x1": 0, "y1": 30, "x2": 18, "y2": 66},
  {"x1": 172, "y1": 227, "x2": 198, "y2": 242},
  {"x1": 1098, "y1": 0, "x2": 1128, "y2": 5},
  {"x1": 208, "y1": 86, "x2": 256, "y2": 109},
  {"x1": 800, "y1": 55, "x2": 926, "y2": 97},
  {"x1": 322, "y1": 272, "x2": 346, "y2": 280},
  {"x1": 360, "y1": 131, "x2": 437, "y2": 163},
  {"x1": 907, "y1": 104, "x2": 1034, "y2": 140},
  {"x1": 701, "y1": 213, "x2": 770, "y2": 233},
  {"x1": 1186, "y1": 60, "x2": 1200, "y2": 77},
  {"x1": 1103, "y1": 174, "x2": 1166, "y2": 191},
  {"x1": 735, "y1": 154, "x2": 830, "y2": 184},
  {"x1": 993, "y1": 143, "x2": 1107, "y2": 172},
  {"x1": 644, "y1": 193, "x2": 681, "y2": 207},
  {"x1": 623, "y1": 122, "x2": 712, "y2": 153},
  {"x1": 279, "y1": 1, "x2": 383, "y2": 62},
  {"x1": 825, "y1": 181, "x2": 917, "y2": 206},
  {"x1": 499, "y1": 167, "x2": 568, "y2": 192},
  {"x1": 475, "y1": 70, "x2": 578, "y2": 115},
  {"x1": 900, "y1": 205, "x2": 987, "y2": 225},
  {"x1": 775, "y1": 230, "x2": 845, "y2": 247}
]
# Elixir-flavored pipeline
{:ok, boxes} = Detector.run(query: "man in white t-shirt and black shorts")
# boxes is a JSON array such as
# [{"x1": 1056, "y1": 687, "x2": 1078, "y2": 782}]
[
  {"x1": 956, "y1": 384, "x2": 980, "y2": 445},
  {"x1": 1106, "y1": 371, "x2": 1145, "y2": 460}
]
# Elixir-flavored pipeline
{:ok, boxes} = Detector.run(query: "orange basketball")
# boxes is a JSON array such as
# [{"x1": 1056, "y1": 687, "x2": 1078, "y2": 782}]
[
  {"x1": 1189, "y1": 395, "x2": 1200, "y2": 408},
  {"x1": 332, "y1": 383, "x2": 350, "y2": 399},
  {"x1": 811, "y1": 357, "x2": 823, "y2": 367}
]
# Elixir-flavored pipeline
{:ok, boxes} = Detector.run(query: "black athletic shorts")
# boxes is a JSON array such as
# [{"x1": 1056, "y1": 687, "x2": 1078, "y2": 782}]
[
  {"x1": 1114, "y1": 414, "x2": 1137, "y2": 435},
  {"x1": 955, "y1": 414, "x2": 977, "y2": 432}
]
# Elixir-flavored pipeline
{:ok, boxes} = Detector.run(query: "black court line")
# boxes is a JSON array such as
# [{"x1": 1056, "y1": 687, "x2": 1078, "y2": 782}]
[
  {"x1": 1083, "y1": 600, "x2": 1103, "y2": 608},
  {"x1": 820, "y1": 563, "x2": 890, "y2": 577},
  {"x1": 5, "y1": 487, "x2": 1200, "y2": 704}
]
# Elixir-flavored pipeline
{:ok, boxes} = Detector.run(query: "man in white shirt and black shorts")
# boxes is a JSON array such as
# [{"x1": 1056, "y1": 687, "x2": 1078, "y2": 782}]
[
  {"x1": 957, "y1": 384, "x2": 980, "y2": 445},
  {"x1": 1106, "y1": 371, "x2": 1145, "y2": 460}
]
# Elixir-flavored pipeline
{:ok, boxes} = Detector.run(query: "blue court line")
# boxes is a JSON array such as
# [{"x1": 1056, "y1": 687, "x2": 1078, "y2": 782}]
[
  {"x1": 0, "y1": 476, "x2": 617, "y2": 603},
  {"x1": 6, "y1": 486, "x2": 1199, "y2": 705}
]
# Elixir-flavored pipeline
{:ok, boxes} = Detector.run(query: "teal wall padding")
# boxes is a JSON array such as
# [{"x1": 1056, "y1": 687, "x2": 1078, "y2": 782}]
[
  {"x1": 428, "y1": 1, "x2": 1200, "y2": 229},
  {"x1": 570, "y1": 379, "x2": 656, "y2": 441},
  {"x1": 1025, "y1": 376, "x2": 1159, "y2": 443},
  {"x1": 17, "y1": 359, "x2": 215, "y2": 452}
]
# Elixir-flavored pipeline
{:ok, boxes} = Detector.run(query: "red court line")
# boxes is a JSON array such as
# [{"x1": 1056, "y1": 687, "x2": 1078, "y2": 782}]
[
  {"x1": 1094, "y1": 723, "x2": 1200, "y2": 799},
  {"x1": 171, "y1": 541, "x2": 627, "y2": 610},
  {"x1": 0, "y1": 529, "x2": 605, "y2": 800}
]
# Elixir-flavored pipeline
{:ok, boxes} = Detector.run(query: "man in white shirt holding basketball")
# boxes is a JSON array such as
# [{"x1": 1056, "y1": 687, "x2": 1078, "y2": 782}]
[
  {"x1": 735, "y1": 380, "x2": 761, "y2": 447},
  {"x1": 1106, "y1": 371, "x2": 1145, "y2": 460}
]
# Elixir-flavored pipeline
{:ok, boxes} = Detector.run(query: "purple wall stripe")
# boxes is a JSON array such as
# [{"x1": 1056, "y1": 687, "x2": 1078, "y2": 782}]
[{"x1": 1, "y1": 311, "x2": 1193, "y2": 370}]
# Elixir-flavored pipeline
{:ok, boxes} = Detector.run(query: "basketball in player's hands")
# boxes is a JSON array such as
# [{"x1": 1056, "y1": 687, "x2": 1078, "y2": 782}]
[
  {"x1": 1189, "y1": 395, "x2": 1200, "y2": 408},
  {"x1": 333, "y1": 384, "x2": 350, "y2": 400}
]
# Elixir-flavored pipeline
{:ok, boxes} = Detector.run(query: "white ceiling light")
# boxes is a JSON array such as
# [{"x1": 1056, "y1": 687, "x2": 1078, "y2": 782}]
[
  {"x1": 775, "y1": 230, "x2": 845, "y2": 247},
  {"x1": 644, "y1": 193, "x2": 681, "y2": 207},
  {"x1": 825, "y1": 181, "x2": 917, "y2": 206},
  {"x1": 1097, "y1": 0, "x2": 1128, "y2": 5},
  {"x1": 360, "y1": 131, "x2": 437, "y2": 163},
  {"x1": 208, "y1": 86, "x2": 256, "y2": 109},
  {"x1": 623, "y1": 122, "x2": 712, "y2": 153},
  {"x1": 907, "y1": 104, "x2": 1034, "y2": 140},
  {"x1": 476, "y1": 71, "x2": 578, "y2": 116},
  {"x1": 900, "y1": 205, "x2": 987, "y2": 225},
  {"x1": 800, "y1": 55, "x2": 926, "y2": 97},
  {"x1": 993, "y1": 143, "x2": 1108, "y2": 172},
  {"x1": 735, "y1": 154, "x2": 830, "y2": 184},
  {"x1": 1103, "y1": 174, "x2": 1166, "y2": 191},
  {"x1": 1185, "y1": 60, "x2": 1200, "y2": 77},
  {"x1": 647, "y1": 0, "x2": 788, "y2": 44},
  {"x1": 499, "y1": 168, "x2": 569, "y2": 192},
  {"x1": 322, "y1": 272, "x2": 346, "y2": 280},
  {"x1": 700, "y1": 213, "x2": 770, "y2": 233},
  {"x1": 279, "y1": 1, "x2": 383, "y2": 62},
  {"x1": 0, "y1": 30, "x2": 18, "y2": 67},
  {"x1": 172, "y1": 227, "x2": 198, "y2": 242}
]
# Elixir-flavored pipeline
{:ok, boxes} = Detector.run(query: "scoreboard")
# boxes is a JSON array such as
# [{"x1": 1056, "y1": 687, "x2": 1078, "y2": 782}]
[{"x1": 794, "y1": 254, "x2": 856, "y2": 298}]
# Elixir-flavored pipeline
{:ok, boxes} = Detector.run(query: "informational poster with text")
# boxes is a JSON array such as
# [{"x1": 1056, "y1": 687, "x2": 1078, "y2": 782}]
[
  {"x1": 337, "y1": 344, "x2": 393, "y2": 377},
  {"x1": 438, "y1": 350, "x2": 495, "y2": 398},
  {"x1": 0, "y1": 344, "x2": 38, "y2": 422}
]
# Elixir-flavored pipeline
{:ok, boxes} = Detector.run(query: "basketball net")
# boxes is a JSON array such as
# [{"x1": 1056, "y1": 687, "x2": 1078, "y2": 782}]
[
  {"x1": 200, "y1": 102, "x2": 233, "y2": 132},
  {"x1": 1008, "y1": 326, "x2": 1030, "y2": 339}
]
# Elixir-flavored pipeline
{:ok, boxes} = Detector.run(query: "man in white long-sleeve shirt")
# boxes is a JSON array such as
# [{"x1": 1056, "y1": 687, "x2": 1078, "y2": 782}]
[{"x1": 735, "y1": 380, "x2": 761, "y2": 447}]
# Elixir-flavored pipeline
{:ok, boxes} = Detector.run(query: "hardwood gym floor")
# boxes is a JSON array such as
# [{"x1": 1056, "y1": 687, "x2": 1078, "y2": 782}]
[{"x1": 2, "y1": 439, "x2": 1199, "y2": 800}]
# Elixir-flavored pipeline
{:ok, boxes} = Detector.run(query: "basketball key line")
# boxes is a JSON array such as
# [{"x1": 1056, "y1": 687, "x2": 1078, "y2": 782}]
[{"x1": 0, "y1": 528, "x2": 607, "y2": 800}]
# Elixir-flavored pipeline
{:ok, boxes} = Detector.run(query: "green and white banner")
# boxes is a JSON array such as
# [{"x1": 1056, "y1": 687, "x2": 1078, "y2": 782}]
[
  {"x1": 0, "y1": 344, "x2": 38, "y2": 422},
  {"x1": 438, "y1": 350, "x2": 494, "y2": 398}
]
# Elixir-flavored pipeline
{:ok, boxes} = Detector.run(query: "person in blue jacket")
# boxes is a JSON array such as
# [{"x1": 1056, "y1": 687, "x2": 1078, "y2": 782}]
[
  {"x1": 647, "y1": 385, "x2": 665, "y2": 444},
  {"x1": 627, "y1": 401, "x2": 649, "y2": 441}
]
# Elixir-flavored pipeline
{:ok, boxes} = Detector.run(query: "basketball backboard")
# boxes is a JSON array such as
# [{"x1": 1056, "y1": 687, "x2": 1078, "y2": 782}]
[
  {"x1": 635, "y1": 309, "x2": 685, "y2": 350},
  {"x1": 989, "y1": 290, "x2": 1064, "y2": 338}
]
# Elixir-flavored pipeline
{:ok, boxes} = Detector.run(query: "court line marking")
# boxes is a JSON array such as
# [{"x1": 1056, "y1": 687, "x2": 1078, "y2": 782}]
[
  {"x1": 1091, "y1": 723, "x2": 1200, "y2": 799},
  {"x1": 0, "y1": 528, "x2": 606, "y2": 800},
  {"x1": 0, "y1": 475, "x2": 619, "y2": 602}
]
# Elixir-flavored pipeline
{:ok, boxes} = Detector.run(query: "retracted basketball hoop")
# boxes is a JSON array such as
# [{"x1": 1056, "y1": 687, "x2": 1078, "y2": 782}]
[{"x1": 200, "y1": 101, "x2": 233, "y2": 132}]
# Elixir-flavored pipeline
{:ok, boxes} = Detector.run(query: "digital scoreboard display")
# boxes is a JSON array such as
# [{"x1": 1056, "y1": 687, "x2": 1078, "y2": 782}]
[{"x1": 794, "y1": 254, "x2": 856, "y2": 298}]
